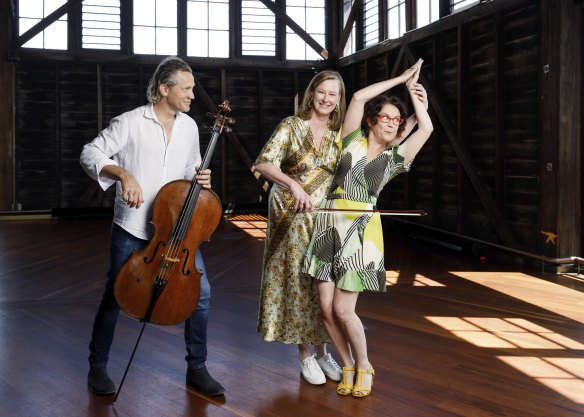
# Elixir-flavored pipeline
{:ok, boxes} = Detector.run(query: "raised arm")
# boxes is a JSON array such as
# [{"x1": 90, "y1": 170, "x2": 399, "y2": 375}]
[
  {"x1": 342, "y1": 59, "x2": 424, "y2": 138},
  {"x1": 402, "y1": 66, "x2": 433, "y2": 165},
  {"x1": 398, "y1": 83, "x2": 428, "y2": 141},
  {"x1": 385, "y1": 82, "x2": 428, "y2": 148}
]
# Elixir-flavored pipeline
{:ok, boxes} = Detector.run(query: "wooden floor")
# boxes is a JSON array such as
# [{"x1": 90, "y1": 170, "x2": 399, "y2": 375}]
[{"x1": 0, "y1": 214, "x2": 583, "y2": 417}]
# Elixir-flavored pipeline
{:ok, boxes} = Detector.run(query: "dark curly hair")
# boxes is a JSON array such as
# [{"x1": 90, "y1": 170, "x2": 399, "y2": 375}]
[{"x1": 362, "y1": 94, "x2": 407, "y2": 137}]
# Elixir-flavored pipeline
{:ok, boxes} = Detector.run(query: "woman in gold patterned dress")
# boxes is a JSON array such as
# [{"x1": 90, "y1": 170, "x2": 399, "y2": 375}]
[{"x1": 254, "y1": 71, "x2": 346, "y2": 385}]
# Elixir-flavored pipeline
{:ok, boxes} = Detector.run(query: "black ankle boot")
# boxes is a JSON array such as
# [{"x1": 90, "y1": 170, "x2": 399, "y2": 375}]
[
  {"x1": 88, "y1": 366, "x2": 116, "y2": 395},
  {"x1": 186, "y1": 366, "x2": 225, "y2": 396}
]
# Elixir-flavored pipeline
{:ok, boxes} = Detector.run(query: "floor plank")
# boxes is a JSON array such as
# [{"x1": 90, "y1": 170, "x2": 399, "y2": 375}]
[{"x1": 0, "y1": 215, "x2": 582, "y2": 417}]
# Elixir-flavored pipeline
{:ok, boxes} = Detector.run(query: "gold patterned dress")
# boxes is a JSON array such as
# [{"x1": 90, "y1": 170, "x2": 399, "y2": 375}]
[{"x1": 256, "y1": 116, "x2": 341, "y2": 344}]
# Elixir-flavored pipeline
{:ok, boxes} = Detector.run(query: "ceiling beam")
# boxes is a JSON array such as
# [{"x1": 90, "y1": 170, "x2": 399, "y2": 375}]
[
  {"x1": 332, "y1": 0, "x2": 363, "y2": 61},
  {"x1": 257, "y1": 0, "x2": 329, "y2": 60}
]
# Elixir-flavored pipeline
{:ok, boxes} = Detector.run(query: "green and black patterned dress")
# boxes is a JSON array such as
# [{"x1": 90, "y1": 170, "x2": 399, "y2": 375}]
[{"x1": 303, "y1": 128, "x2": 412, "y2": 292}]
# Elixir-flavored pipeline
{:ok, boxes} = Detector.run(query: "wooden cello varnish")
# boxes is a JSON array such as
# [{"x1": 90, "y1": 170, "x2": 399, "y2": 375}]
[{"x1": 113, "y1": 101, "x2": 233, "y2": 326}]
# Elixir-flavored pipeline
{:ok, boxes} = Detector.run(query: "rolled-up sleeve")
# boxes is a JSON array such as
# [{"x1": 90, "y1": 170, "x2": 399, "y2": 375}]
[{"x1": 80, "y1": 116, "x2": 128, "y2": 190}]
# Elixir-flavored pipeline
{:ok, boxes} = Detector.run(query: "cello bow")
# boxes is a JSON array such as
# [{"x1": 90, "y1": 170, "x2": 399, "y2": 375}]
[{"x1": 312, "y1": 208, "x2": 427, "y2": 216}]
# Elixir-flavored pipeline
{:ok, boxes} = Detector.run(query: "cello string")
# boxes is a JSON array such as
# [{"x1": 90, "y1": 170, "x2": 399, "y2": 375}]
[
  {"x1": 158, "y1": 115, "x2": 222, "y2": 283},
  {"x1": 157, "y1": 104, "x2": 229, "y2": 286},
  {"x1": 170, "y1": 112, "x2": 224, "y2": 252},
  {"x1": 160, "y1": 176, "x2": 200, "y2": 283}
]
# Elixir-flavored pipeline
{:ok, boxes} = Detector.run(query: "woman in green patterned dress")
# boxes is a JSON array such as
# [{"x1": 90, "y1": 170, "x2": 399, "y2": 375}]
[
  {"x1": 303, "y1": 59, "x2": 433, "y2": 397},
  {"x1": 254, "y1": 71, "x2": 347, "y2": 384}
]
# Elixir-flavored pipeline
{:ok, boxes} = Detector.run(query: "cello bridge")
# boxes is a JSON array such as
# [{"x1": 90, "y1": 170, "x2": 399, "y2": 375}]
[{"x1": 161, "y1": 254, "x2": 180, "y2": 267}]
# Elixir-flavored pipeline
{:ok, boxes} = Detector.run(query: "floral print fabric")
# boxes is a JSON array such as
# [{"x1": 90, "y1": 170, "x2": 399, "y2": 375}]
[{"x1": 256, "y1": 116, "x2": 340, "y2": 344}]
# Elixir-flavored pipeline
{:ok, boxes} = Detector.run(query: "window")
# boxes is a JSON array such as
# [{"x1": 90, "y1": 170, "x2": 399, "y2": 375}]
[
  {"x1": 387, "y1": 0, "x2": 406, "y2": 39},
  {"x1": 82, "y1": 0, "x2": 121, "y2": 50},
  {"x1": 416, "y1": 0, "x2": 440, "y2": 29},
  {"x1": 342, "y1": 0, "x2": 356, "y2": 57},
  {"x1": 133, "y1": 0, "x2": 177, "y2": 55},
  {"x1": 187, "y1": 0, "x2": 229, "y2": 58},
  {"x1": 286, "y1": 0, "x2": 325, "y2": 61},
  {"x1": 18, "y1": 0, "x2": 68, "y2": 50},
  {"x1": 451, "y1": 0, "x2": 480, "y2": 12},
  {"x1": 363, "y1": 0, "x2": 378, "y2": 48},
  {"x1": 241, "y1": 0, "x2": 276, "y2": 56}
]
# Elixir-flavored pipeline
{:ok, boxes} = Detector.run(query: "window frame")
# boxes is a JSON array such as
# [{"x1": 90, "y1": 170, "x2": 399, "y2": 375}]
[{"x1": 11, "y1": 0, "x2": 487, "y2": 63}]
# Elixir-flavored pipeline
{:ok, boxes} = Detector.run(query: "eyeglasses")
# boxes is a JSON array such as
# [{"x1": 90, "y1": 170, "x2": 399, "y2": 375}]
[{"x1": 377, "y1": 113, "x2": 405, "y2": 126}]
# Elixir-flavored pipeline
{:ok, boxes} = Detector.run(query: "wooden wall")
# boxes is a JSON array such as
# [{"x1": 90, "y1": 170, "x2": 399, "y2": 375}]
[
  {"x1": 0, "y1": 1, "x2": 15, "y2": 211},
  {"x1": 337, "y1": 0, "x2": 582, "y2": 259},
  {"x1": 2, "y1": 0, "x2": 582, "y2": 261},
  {"x1": 13, "y1": 61, "x2": 316, "y2": 210}
]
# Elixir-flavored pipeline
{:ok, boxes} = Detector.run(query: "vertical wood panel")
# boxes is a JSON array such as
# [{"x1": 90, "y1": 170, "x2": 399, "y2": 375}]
[
  {"x1": 0, "y1": 4, "x2": 15, "y2": 211},
  {"x1": 556, "y1": 1, "x2": 582, "y2": 258},
  {"x1": 16, "y1": 63, "x2": 58, "y2": 210},
  {"x1": 457, "y1": 23, "x2": 470, "y2": 235},
  {"x1": 431, "y1": 35, "x2": 443, "y2": 226},
  {"x1": 59, "y1": 63, "x2": 98, "y2": 208},
  {"x1": 539, "y1": 0, "x2": 562, "y2": 259}
]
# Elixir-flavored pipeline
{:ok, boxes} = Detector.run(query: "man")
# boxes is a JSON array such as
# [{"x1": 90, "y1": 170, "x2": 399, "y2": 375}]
[{"x1": 80, "y1": 56, "x2": 224, "y2": 397}]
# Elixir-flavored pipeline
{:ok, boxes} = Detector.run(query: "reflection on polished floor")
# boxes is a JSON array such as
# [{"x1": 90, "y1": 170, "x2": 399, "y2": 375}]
[{"x1": 0, "y1": 215, "x2": 582, "y2": 417}]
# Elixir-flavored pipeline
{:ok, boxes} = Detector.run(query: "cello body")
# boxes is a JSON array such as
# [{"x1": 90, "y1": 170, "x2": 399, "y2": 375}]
[
  {"x1": 113, "y1": 100, "x2": 233, "y2": 327},
  {"x1": 114, "y1": 181, "x2": 222, "y2": 325}
]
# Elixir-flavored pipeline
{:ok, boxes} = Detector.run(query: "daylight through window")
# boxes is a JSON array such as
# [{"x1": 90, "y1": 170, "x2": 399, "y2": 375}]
[
  {"x1": 416, "y1": 0, "x2": 440, "y2": 28},
  {"x1": 241, "y1": 0, "x2": 276, "y2": 56},
  {"x1": 363, "y1": 0, "x2": 379, "y2": 48},
  {"x1": 387, "y1": 0, "x2": 406, "y2": 39},
  {"x1": 19, "y1": 0, "x2": 68, "y2": 50},
  {"x1": 286, "y1": 0, "x2": 325, "y2": 61},
  {"x1": 133, "y1": 0, "x2": 177, "y2": 55},
  {"x1": 187, "y1": 0, "x2": 229, "y2": 58},
  {"x1": 342, "y1": 0, "x2": 356, "y2": 57},
  {"x1": 82, "y1": 0, "x2": 121, "y2": 50}
]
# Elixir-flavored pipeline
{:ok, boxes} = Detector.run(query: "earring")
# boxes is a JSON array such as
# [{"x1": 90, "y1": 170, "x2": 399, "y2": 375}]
[
  {"x1": 308, "y1": 96, "x2": 313, "y2": 108},
  {"x1": 334, "y1": 104, "x2": 339, "y2": 113}
]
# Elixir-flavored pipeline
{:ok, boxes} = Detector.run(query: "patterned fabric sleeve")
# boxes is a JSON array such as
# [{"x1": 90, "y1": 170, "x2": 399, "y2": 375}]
[
  {"x1": 340, "y1": 127, "x2": 363, "y2": 150},
  {"x1": 254, "y1": 117, "x2": 293, "y2": 170},
  {"x1": 388, "y1": 142, "x2": 413, "y2": 178},
  {"x1": 392, "y1": 142, "x2": 414, "y2": 172}
]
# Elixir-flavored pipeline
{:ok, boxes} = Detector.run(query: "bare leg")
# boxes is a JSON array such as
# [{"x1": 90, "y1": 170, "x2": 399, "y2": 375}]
[
  {"x1": 314, "y1": 343, "x2": 327, "y2": 358},
  {"x1": 333, "y1": 288, "x2": 368, "y2": 368},
  {"x1": 333, "y1": 288, "x2": 373, "y2": 393},
  {"x1": 317, "y1": 281, "x2": 353, "y2": 367},
  {"x1": 298, "y1": 343, "x2": 311, "y2": 361}
]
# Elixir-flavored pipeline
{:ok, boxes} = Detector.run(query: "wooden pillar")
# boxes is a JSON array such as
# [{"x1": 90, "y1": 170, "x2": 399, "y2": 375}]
[
  {"x1": 457, "y1": 23, "x2": 470, "y2": 235},
  {"x1": 539, "y1": 0, "x2": 582, "y2": 259},
  {"x1": 0, "y1": 2, "x2": 15, "y2": 211}
]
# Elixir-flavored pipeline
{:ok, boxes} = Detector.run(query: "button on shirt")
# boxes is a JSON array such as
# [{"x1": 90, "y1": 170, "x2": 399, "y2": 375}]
[{"x1": 80, "y1": 104, "x2": 201, "y2": 240}]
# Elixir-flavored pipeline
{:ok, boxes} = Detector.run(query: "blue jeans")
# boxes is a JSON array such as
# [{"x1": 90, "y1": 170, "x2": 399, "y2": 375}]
[{"x1": 88, "y1": 223, "x2": 210, "y2": 370}]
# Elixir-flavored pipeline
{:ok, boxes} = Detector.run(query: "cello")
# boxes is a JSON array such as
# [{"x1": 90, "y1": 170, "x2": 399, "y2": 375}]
[{"x1": 112, "y1": 100, "x2": 234, "y2": 402}]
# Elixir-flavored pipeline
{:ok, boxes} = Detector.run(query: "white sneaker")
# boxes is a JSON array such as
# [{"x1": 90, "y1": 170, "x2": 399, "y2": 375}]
[
  {"x1": 300, "y1": 355, "x2": 326, "y2": 385},
  {"x1": 316, "y1": 353, "x2": 342, "y2": 381}
]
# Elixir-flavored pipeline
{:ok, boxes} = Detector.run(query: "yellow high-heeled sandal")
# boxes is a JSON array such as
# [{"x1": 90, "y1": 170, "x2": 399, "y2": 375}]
[
  {"x1": 352, "y1": 366, "x2": 374, "y2": 397},
  {"x1": 336, "y1": 367, "x2": 355, "y2": 395}
]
